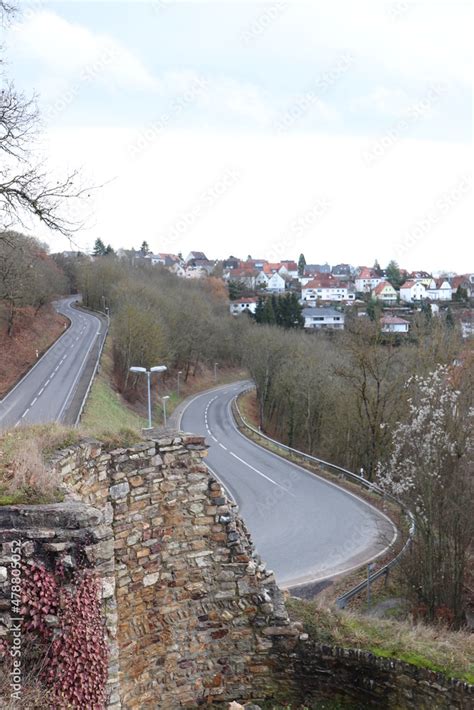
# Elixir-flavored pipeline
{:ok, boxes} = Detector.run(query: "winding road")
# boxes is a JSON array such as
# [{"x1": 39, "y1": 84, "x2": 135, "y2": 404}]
[
  {"x1": 181, "y1": 383, "x2": 397, "y2": 590},
  {"x1": 0, "y1": 297, "x2": 104, "y2": 430}
]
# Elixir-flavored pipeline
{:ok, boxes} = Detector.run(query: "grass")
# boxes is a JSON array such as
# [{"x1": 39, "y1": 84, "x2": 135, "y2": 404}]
[
  {"x1": 287, "y1": 598, "x2": 474, "y2": 684},
  {"x1": 0, "y1": 423, "x2": 81, "y2": 505},
  {"x1": 80, "y1": 344, "x2": 147, "y2": 437}
]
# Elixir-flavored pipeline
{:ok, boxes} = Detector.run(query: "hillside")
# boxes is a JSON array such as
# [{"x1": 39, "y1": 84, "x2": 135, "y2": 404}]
[{"x1": 0, "y1": 303, "x2": 68, "y2": 398}]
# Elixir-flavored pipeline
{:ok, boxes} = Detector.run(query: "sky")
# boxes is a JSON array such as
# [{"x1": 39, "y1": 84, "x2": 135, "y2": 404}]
[{"x1": 3, "y1": 0, "x2": 473, "y2": 272}]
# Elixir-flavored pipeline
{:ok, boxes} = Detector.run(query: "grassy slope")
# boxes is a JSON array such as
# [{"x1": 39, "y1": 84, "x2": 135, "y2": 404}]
[
  {"x1": 80, "y1": 344, "x2": 147, "y2": 435},
  {"x1": 287, "y1": 599, "x2": 474, "y2": 685}
]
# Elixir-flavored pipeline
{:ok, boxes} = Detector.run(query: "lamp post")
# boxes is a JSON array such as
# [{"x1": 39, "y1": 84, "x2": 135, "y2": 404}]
[
  {"x1": 162, "y1": 395, "x2": 170, "y2": 427},
  {"x1": 214, "y1": 362, "x2": 219, "y2": 382},
  {"x1": 177, "y1": 370, "x2": 183, "y2": 397},
  {"x1": 129, "y1": 365, "x2": 167, "y2": 429}
]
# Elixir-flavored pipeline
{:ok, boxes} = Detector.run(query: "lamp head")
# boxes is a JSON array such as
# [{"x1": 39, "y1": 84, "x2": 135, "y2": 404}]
[
  {"x1": 150, "y1": 365, "x2": 167, "y2": 373},
  {"x1": 130, "y1": 366, "x2": 147, "y2": 373}
]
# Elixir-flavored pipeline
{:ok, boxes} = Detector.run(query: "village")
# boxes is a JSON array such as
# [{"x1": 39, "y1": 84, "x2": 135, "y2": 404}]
[{"x1": 118, "y1": 247, "x2": 474, "y2": 338}]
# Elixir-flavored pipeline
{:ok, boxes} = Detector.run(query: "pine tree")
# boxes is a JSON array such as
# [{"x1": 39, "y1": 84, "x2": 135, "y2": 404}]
[
  {"x1": 298, "y1": 253, "x2": 306, "y2": 277},
  {"x1": 140, "y1": 240, "x2": 150, "y2": 255},
  {"x1": 93, "y1": 238, "x2": 106, "y2": 256},
  {"x1": 254, "y1": 296, "x2": 265, "y2": 323},
  {"x1": 386, "y1": 260, "x2": 403, "y2": 289}
]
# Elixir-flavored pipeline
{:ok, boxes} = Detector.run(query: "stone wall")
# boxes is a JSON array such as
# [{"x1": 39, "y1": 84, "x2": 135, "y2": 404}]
[
  {"x1": 270, "y1": 638, "x2": 474, "y2": 709},
  {"x1": 0, "y1": 434, "x2": 295, "y2": 708}
]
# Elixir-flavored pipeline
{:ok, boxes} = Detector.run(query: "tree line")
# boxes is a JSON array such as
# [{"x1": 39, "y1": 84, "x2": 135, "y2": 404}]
[{"x1": 0, "y1": 231, "x2": 67, "y2": 335}]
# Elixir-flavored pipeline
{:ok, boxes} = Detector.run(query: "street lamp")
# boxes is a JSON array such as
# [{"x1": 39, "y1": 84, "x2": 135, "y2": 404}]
[
  {"x1": 214, "y1": 362, "x2": 219, "y2": 382},
  {"x1": 129, "y1": 365, "x2": 167, "y2": 429},
  {"x1": 162, "y1": 395, "x2": 170, "y2": 427},
  {"x1": 177, "y1": 370, "x2": 183, "y2": 397}
]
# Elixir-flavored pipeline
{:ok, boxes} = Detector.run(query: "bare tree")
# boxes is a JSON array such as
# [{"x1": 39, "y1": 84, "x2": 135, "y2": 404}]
[{"x1": 1, "y1": 2, "x2": 92, "y2": 240}]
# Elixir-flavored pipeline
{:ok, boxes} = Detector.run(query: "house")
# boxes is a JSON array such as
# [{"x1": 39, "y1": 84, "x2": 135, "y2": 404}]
[
  {"x1": 332, "y1": 263, "x2": 352, "y2": 277},
  {"x1": 280, "y1": 261, "x2": 299, "y2": 278},
  {"x1": 185, "y1": 251, "x2": 208, "y2": 263},
  {"x1": 266, "y1": 272, "x2": 286, "y2": 293},
  {"x1": 183, "y1": 265, "x2": 209, "y2": 279},
  {"x1": 255, "y1": 271, "x2": 270, "y2": 288},
  {"x1": 302, "y1": 277, "x2": 355, "y2": 303},
  {"x1": 400, "y1": 280, "x2": 427, "y2": 303},
  {"x1": 148, "y1": 252, "x2": 181, "y2": 268},
  {"x1": 304, "y1": 263, "x2": 331, "y2": 276},
  {"x1": 408, "y1": 271, "x2": 432, "y2": 287},
  {"x1": 241, "y1": 258, "x2": 267, "y2": 271},
  {"x1": 380, "y1": 315, "x2": 410, "y2": 333},
  {"x1": 229, "y1": 297, "x2": 258, "y2": 315},
  {"x1": 371, "y1": 281, "x2": 398, "y2": 304},
  {"x1": 303, "y1": 307, "x2": 345, "y2": 330},
  {"x1": 263, "y1": 262, "x2": 283, "y2": 275},
  {"x1": 355, "y1": 267, "x2": 384, "y2": 293},
  {"x1": 426, "y1": 278, "x2": 452, "y2": 301},
  {"x1": 226, "y1": 268, "x2": 258, "y2": 290},
  {"x1": 449, "y1": 275, "x2": 471, "y2": 299},
  {"x1": 223, "y1": 256, "x2": 240, "y2": 270}
]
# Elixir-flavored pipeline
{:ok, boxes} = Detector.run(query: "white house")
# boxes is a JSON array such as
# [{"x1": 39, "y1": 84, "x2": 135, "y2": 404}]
[
  {"x1": 371, "y1": 281, "x2": 398, "y2": 304},
  {"x1": 303, "y1": 307, "x2": 345, "y2": 330},
  {"x1": 302, "y1": 278, "x2": 355, "y2": 303},
  {"x1": 400, "y1": 280, "x2": 427, "y2": 303},
  {"x1": 355, "y1": 267, "x2": 384, "y2": 293},
  {"x1": 229, "y1": 298, "x2": 258, "y2": 315},
  {"x1": 255, "y1": 271, "x2": 270, "y2": 288},
  {"x1": 380, "y1": 315, "x2": 410, "y2": 333},
  {"x1": 426, "y1": 278, "x2": 452, "y2": 301},
  {"x1": 266, "y1": 272, "x2": 286, "y2": 293}
]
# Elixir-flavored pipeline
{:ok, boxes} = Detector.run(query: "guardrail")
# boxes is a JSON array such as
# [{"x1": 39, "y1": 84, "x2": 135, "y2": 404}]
[
  {"x1": 74, "y1": 306, "x2": 109, "y2": 426},
  {"x1": 233, "y1": 387, "x2": 415, "y2": 609}
]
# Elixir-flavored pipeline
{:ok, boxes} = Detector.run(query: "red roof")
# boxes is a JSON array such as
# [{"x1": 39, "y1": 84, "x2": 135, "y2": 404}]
[
  {"x1": 358, "y1": 267, "x2": 377, "y2": 279},
  {"x1": 400, "y1": 280, "x2": 418, "y2": 289},
  {"x1": 232, "y1": 297, "x2": 258, "y2": 304}
]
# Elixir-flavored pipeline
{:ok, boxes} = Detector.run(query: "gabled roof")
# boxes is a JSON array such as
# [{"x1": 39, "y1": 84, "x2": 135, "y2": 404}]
[
  {"x1": 400, "y1": 280, "x2": 422, "y2": 289},
  {"x1": 372, "y1": 281, "x2": 396, "y2": 295},
  {"x1": 232, "y1": 297, "x2": 259, "y2": 304},
  {"x1": 186, "y1": 251, "x2": 208, "y2": 261},
  {"x1": 432, "y1": 278, "x2": 451, "y2": 289},
  {"x1": 280, "y1": 261, "x2": 298, "y2": 271},
  {"x1": 357, "y1": 267, "x2": 380, "y2": 279},
  {"x1": 263, "y1": 262, "x2": 283, "y2": 274}
]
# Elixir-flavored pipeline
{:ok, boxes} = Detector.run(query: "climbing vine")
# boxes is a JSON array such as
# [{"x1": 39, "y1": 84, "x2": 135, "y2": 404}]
[{"x1": 18, "y1": 561, "x2": 109, "y2": 708}]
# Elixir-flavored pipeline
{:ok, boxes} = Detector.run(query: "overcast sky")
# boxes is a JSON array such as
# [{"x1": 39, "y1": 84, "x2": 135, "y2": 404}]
[{"x1": 4, "y1": 0, "x2": 473, "y2": 271}]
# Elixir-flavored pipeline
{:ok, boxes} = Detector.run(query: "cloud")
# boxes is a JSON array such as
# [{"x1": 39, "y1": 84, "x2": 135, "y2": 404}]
[{"x1": 8, "y1": 10, "x2": 158, "y2": 92}]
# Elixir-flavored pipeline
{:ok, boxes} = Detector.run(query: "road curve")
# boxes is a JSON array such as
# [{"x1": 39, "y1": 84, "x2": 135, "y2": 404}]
[
  {"x1": 0, "y1": 297, "x2": 104, "y2": 430},
  {"x1": 180, "y1": 382, "x2": 397, "y2": 589}
]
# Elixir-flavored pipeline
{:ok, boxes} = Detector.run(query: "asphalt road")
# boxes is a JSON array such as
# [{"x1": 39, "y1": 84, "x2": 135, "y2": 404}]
[
  {"x1": 180, "y1": 383, "x2": 397, "y2": 589},
  {"x1": 0, "y1": 297, "x2": 104, "y2": 430}
]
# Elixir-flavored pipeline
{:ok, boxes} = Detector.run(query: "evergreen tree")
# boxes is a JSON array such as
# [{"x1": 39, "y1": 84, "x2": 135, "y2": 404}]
[
  {"x1": 254, "y1": 296, "x2": 265, "y2": 323},
  {"x1": 421, "y1": 301, "x2": 432, "y2": 322},
  {"x1": 454, "y1": 285, "x2": 468, "y2": 303},
  {"x1": 386, "y1": 260, "x2": 403, "y2": 289},
  {"x1": 261, "y1": 297, "x2": 276, "y2": 324},
  {"x1": 373, "y1": 259, "x2": 382, "y2": 275},
  {"x1": 104, "y1": 244, "x2": 115, "y2": 256},
  {"x1": 93, "y1": 238, "x2": 106, "y2": 256},
  {"x1": 140, "y1": 240, "x2": 150, "y2": 255},
  {"x1": 298, "y1": 253, "x2": 306, "y2": 277}
]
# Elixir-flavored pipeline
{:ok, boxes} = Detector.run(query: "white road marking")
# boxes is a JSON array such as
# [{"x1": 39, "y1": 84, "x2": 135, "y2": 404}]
[
  {"x1": 210, "y1": 435, "x2": 218, "y2": 442},
  {"x1": 38, "y1": 388, "x2": 44, "y2": 396},
  {"x1": 21, "y1": 407, "x2": 30, "y2": 419},
  {"x1": 31, "y1": 397, "x2": 37, "y2": 406},
  {"x1": 229, "y1": 451, "x2": 288, "y2": 491},
  {"x1": 219, "y1": 443, "x2": 227, "y2": 450}
]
